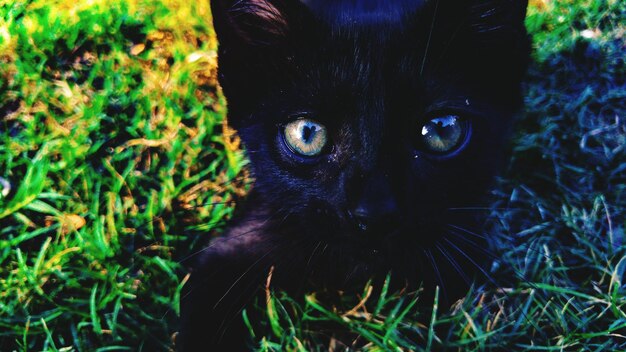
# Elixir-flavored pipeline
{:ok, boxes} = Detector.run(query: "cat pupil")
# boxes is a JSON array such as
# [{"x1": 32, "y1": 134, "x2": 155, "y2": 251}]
[
  {"x1": 435, "y1": 120, "x2": 453, "y2": 138},
  {"x1": 422, "y1": 118, "x2": 457, "y2": 137},
  {"x1": 302, "y1": 125, "x2": 316, "y2": 143},
  {"x1": 434, "y1": 116, "x2": 456, "y2": 130}
]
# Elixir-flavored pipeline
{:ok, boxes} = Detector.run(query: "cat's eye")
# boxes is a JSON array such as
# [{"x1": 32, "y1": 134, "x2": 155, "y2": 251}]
[
  {"x1": 282, "y1": 118, "x2": 328, "y2": 157},
  {"x1": 419, "y1": 115, "x2": 469, "y2": 154}
]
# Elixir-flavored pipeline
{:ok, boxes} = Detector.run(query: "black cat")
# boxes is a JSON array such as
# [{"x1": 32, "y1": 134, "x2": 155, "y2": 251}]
[{"x1": 179, "y1": 0, "x2": 530, "y2": 350}]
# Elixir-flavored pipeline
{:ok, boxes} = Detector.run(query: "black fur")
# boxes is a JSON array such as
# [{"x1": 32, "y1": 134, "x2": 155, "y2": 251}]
[{"x1": 179, "y1": 0, "x2": 530, "y2": 350}]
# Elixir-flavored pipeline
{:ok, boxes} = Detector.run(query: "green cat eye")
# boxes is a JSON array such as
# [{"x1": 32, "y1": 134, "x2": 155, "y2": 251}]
[
  {"x1": 420, "y1": 115, "x2": 468, "y2": 154},
  {"x1": 283, "y1": 118, "x2": 328, "y2": 157}
]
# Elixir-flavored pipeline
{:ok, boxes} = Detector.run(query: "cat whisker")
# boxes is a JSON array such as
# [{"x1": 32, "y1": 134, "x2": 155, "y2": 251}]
[
  {"x1": 446, "y1": 223, "x2": 487, "y2": 239},
  {"x1": 432, "y1": 24, "x2": 464, "y2": 71},
  {"x1": 442, "y1": 234, "x2": 549, "y2": 339},
  {"x1": 434, "y1": 242, "x2": 471, "y2": 287},
  {"x1": 445, "y1": 226, "x2": 564, "y2": 326},
  {"x1": 306, "y1": 240, "x2": 323, "y2": 270},
  {"x1": 442, "y1": 235, "x2": 524, "y2": 298},
  {"x1": 424, "y1": 248, "x2": 449, "y2": 304},
  {"x1": 321, "y1": 243, "x2": 330, "y2": 258},
  {"x1": 447, "y1": 223, "x2": 556, "y2": 262},
  {"x1": 214, "y1": 248, "x2": 278, "y2": 310},
  {"x1": 419, "y1": 0, "x2": 440, "y2": 76},
  {"x1": 446, "y1": 206, "x2": 520, "y2": 211},
  {"x1": 441, "y1": 237, "x2": 495, "y2": 287},
  {"x1": 178, "y1": 212, "x2": 280, "y2": 264},
  {"x1": 443, "y1": 233, "x2": 542, "y2": 299},
  {"x1": 445, "y1": 230, "x2": 503, "y2": 270},
  {"x1": 206, "y1": 233, "x2": 301, "y2": 324},
  {"x1": 280, "y1": 237, "x2": 324, "y2": 292},
  {"x1": 215, "y1": 236, "x2": 313, "y2": 341}
]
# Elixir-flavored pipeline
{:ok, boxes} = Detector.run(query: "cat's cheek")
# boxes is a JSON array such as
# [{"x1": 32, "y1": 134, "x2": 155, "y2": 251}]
[{"x1": 408, "y1": 148, "x2": 489, "y2": 208}]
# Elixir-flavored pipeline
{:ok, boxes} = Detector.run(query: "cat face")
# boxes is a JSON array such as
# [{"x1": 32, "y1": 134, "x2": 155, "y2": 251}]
[{"x1": 211, "y1": 0, "x2": 529, "y2": 279}]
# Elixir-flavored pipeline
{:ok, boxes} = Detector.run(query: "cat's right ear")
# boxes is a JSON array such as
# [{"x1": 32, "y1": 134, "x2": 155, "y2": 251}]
[{"x1": 210, "y1": 0, "x2": 310, "y2": 48}]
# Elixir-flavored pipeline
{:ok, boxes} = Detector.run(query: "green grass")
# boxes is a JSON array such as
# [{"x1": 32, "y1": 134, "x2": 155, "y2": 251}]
[
  {"x1": 0, "y1": 0, "x2": 624, "y2": 350},
  {"x1": 1, "y1": 0, "x2": 247, "y2": 350}
]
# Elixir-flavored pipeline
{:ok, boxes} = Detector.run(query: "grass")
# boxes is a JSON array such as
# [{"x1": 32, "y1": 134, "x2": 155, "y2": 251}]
[
  {"x1": 1, "y1": 0, "x2": 247, "y2": 350},
  {"x1": 0, "y1": 0, "x2": 624, "y2": 350}
]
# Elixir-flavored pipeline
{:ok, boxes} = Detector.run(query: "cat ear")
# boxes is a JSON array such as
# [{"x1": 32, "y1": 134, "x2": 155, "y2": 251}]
[
  {"x1": 210, "y1": 0, "x2": 308, "y2": 47},
  {"x1": 464, "y1": 0, "x2": 530, "y2": 103},
  {"x1": 468, "y1": 0, "x2": 529, "y2": 40}
]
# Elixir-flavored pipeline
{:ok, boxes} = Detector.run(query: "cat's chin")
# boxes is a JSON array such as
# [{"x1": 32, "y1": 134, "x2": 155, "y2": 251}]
[{"x1": 272, "y1": 211, "x2": 486, "y2": 296}]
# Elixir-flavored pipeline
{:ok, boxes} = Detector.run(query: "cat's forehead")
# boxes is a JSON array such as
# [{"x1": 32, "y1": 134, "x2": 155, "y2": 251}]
[{"x1": 301, "y1": 0, "x2": 426, "y2": 26}]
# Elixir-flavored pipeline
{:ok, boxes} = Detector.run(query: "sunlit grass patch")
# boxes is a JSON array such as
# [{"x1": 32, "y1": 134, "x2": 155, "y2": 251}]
[{"x1": 1, "y1": 0, "x2": 246, "y2": 349}]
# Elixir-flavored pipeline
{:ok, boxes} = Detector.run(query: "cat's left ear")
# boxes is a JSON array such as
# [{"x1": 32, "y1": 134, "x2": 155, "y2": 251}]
[
  {"x1": 210, "y1": 0, "x2": 313, "y2": 48},
  {"x1": 210, "y1": 0, "x2": 317, "y2": 128},
  {"x1": 468, "y1": 0, "x2": 529, "y2": 40},
  {"x1": 463, "y1": 0, "x2": 531, "y2": 97}
]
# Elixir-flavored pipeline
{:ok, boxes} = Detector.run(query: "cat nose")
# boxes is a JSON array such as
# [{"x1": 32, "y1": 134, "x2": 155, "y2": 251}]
[
  {"x1": 349, "y1": 202, "x2": 401, "y2": 234},
  {"x1": 347, "y1": 170, "x2": 402, "y2": 235}
]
